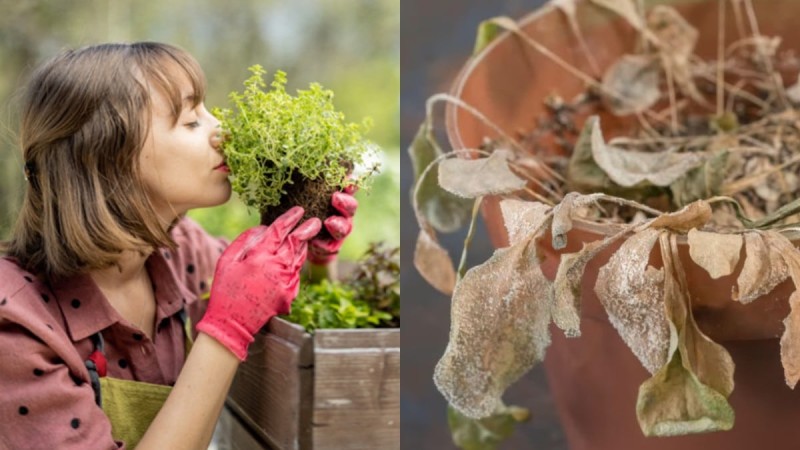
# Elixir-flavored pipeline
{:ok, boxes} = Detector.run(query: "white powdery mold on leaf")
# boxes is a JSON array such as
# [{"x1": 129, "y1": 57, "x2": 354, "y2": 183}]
[
  {"x1": 591, "y1": 119, "x2": 704, "y2": 188},
  {"x1": 595, "y1": 228, "x2": 669, "y2": 374},
  {"x1": 434, "y1": 235, "x2": 553, "y2": 419},
  {"x1": 438, "y1": 149, "x2": 528, "y2": 198},
  {"x1": 499, "y1": 199, "x2": 552, "y2": 246}
]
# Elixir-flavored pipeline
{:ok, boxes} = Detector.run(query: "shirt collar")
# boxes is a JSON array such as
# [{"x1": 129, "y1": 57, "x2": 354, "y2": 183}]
[{"x1": 51, "y1": 251, "x2": 195, "y2": 342}]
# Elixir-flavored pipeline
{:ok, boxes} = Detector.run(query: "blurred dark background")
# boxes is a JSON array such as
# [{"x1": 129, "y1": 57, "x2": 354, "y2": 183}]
[{"x1": 400, "y1": 0, "x2": 567, "y2": 448}]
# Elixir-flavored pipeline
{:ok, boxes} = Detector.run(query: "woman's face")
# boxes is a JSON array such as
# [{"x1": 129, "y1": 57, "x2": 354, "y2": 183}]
[{"x1": 139, "y1": 70, "x2": 232, "y2": 224}]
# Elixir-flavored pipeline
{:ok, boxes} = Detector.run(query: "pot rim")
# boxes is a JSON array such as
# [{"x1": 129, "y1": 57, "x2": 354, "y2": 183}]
[{"x1": 443, "y1": 2, "x2": 800, "y2": 244}]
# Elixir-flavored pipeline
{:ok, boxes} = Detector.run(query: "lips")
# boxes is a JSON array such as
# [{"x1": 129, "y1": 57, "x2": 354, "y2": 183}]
[{"x1": 214, "y1": 161, "x2": 230, "y2": 173}]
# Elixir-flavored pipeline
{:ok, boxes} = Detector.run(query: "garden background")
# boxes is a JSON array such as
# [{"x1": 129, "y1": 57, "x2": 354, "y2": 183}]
[{"x1": 0, "y1": 0, "x2": 399, "y2": 261}]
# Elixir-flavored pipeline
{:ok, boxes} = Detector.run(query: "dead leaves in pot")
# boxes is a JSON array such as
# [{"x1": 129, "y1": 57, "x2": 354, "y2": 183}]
[
  {"x1": 591, "y1": 117, "x2": 703, "y2": 188},
  {"x1": 595, "y1": 228, "x2": 669, "y2": 374},
  {"x1": 553, "y1": 227, "x2": 630, "y2": 337},
  {"x1": 636, "y1": 233, "x2": 734, "y2": 436},
  {"x1": 733, "y1": 232, "x2": 789, "y2": 304},
  {"x1": 409, "y1": 121, "x2": 473, "y2": 233},
  {"x1": 687, "y1": 229, "x2": 742, "y2": 280},
  {"x1": 439, "y1": 149, "x2": 527, "y2": 198},
  {"x1": 434, "y1": 232, "x2": 553, "y2": 419},
  {"x1": 601, "y1": 54, "x2": 661, "y2": 115}
]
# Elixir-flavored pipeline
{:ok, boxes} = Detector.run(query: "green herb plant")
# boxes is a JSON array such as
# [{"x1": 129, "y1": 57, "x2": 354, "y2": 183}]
[
  {"x1": 213, "y1": 65, "x2": 377, "y2": 224},
  {"x1": 282, "y1": 243, "x2": 400, "y2": 332}
]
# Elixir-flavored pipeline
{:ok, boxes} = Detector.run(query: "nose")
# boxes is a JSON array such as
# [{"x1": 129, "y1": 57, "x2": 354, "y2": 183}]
[{"x1": 211, "y1": 123, "x2": 224, "y2": 150}]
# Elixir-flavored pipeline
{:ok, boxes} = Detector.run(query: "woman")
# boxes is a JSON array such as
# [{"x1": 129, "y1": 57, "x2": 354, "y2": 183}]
[{"x1": 0, "y1": 42, "x2": 356, "y2": 449}]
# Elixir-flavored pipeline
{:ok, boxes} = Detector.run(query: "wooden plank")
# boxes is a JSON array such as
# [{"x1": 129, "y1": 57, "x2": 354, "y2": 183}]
[
  {"x1": 227, "y1": 326, "x2": 313, "y2": 450},
  {"x1": 314, "y1": 328, "x2": 400, "y2": 349},
  {"x1": 214, "y1": 406, "x2": 270, "y2": 449},
  {"x1": 311, "y1": 347, "x2": 401, "y2": 450}
]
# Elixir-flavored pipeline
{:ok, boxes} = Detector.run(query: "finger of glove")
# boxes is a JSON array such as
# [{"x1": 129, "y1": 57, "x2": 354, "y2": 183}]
[
  {"x1": 222, "y1": 226, "x2": 268, "y2": 263},
  {"x1": 344, "y1": 184, "x2": 358, "y2": 195},
  {"x1": 269, "y1": 218, "x2": 319, "y2": 268},
  {"x1": 263, "y1": 206, "x2": 305, "y2": 249},
  {"x1": 323, "y1": 216, "x2": 352, "y2": 241},
  {"x1": 310, "y1": 236, "x2": 344, "y2": 255},
  {"x1": 331, "y1": 191, "x2": 358, "y2": 217}
]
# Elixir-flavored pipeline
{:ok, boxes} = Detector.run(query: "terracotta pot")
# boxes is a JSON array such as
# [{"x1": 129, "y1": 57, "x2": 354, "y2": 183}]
[{"x1": 445, "y1": 1, "x2": 800, "y2": 449}]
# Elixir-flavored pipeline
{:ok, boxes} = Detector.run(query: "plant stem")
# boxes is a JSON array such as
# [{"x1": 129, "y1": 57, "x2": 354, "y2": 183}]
[{"x1": 457, "y1": 197, "x2": 484, "y2": 280}]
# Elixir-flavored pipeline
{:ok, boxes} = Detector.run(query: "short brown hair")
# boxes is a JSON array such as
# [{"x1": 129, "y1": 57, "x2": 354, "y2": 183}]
[{"x1": 2, "y1": 42, "x2": 207, "y2": 280}]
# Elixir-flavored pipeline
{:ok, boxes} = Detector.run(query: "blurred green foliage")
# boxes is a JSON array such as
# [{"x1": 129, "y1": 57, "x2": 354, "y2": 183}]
[{"x1": 0, "y1": 0, "x2": 399, "y2": 259}]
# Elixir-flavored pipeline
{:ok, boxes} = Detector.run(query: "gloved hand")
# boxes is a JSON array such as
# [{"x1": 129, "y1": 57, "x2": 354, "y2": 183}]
[
  {"x1": 308, "y1": 186, "x2": 358, "y2": 265},
  {"x1": 197, "y1": 206, "x2": 321, "y2": 360}
]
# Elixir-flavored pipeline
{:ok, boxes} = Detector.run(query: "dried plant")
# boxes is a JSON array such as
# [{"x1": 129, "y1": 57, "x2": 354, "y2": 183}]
[{"x1": 410, "y1": 0, "x2": 800, "y2": 444}]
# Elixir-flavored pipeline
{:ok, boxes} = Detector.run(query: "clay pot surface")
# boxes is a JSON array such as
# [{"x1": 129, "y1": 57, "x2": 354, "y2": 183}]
[{"x1": 445, "y1": 1, "x2": 800, "y2": 448}]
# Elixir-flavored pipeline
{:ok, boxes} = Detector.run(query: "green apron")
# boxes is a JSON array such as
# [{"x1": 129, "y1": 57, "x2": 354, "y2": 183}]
[{"x1": 85, "y1": 310, "x2": 193, "y2": 448}]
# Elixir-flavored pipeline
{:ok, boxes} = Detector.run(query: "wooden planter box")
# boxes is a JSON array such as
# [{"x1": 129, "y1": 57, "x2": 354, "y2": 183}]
[{"x1": 225, "y1": 317, "x2": 400, "y2": 450}]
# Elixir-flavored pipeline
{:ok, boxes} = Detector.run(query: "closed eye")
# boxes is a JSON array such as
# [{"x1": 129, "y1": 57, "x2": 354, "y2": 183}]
[{"x1": 185, "y1": 121, "x2": 201, "y2": 129}]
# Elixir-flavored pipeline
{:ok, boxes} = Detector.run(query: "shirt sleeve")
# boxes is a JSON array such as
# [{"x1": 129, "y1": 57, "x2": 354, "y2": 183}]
[{"x1": 0, "y1": 319, "x2": 121, "y2": 450}]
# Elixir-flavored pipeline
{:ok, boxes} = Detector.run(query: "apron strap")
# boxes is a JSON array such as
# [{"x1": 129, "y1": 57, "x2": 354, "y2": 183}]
[
  {"x1": 83, "y1": 308, "x2": 193, "y2": 408},
  {"x1": 85, "y1": 333, "x2": 106, "y2": 407}
]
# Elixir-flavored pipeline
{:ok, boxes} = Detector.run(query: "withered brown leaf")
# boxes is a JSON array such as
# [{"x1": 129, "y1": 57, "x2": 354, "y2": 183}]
[
  {"x1": 647, "y1": 200, "x2": 712, "y2": 233},
  {"x1": 767, "y1": 232, "x2": 800, "y2": 388},
  {"x1": 733, "y1": 232, "x2": 789, "y2": 304},
  {"x1": 439, "y1": 150, "x2": 527, "y2": 198},
  {"x1": 414, "y1": 225, "x2": 457, "y2": 295},
  {"x1": 551, "y1": 192, "x2": 602, "y2": 250},
  {"x1": 601, "y1": 54, "x2": 661, "y2": 116},
  {"x1": 591, "y1": 118, "x2": 703, "y2": 186},
  {"x1": 636, "y1": 233, "x2": 734, "y2": 437},
  {"x1": 434, "y1": 234, "x2": 553, "y2": 418},
  {"x1": 595, "y1": 228, "x2": 668, "y2": 373},
  {"x1": 499, "y1": 199, "x2": 552, "y2": 246},
  {"x1": 662, "y1": 233, "x2": 735, "y2": 397},
  {"x1": 687, "y1": 229, "x2": 743, "y2": 280},
  {"x1": 553, "y1": 227, "x2": 630, "y2": 337}
]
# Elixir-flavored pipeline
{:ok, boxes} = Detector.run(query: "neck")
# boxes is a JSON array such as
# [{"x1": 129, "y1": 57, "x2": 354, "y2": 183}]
[
  {"x1": 90, "y1": 250, "x2": 152, "y2": 287},
  {"x1": 89, "y1": 250, "x2": 158, "y2": 338}
]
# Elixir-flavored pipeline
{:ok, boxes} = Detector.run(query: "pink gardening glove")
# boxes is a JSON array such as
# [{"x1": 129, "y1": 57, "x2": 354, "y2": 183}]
[
  {"x1": 308, "y1": 186, "x2": 358, "y2": 265},
  {"x1": 197, "y1": 206, "x2": 321, "y2": 360}
]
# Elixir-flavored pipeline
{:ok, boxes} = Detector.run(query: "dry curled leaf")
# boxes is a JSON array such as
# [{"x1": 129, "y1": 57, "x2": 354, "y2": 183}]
[
  {"x1": 439, "y1": 150, "x2": 527, "y2": 198},
  {"x1": 551, "y1": 192, "x2": 602, "y2": 250},
  {"x1": 601, "y1": 54, "x2": 661, "y2": 116},
  {"x1": 409, "y1": 122, "x2": 473, "y2": 233},
  {"x1": 662, "y1": 233, "x2": 735, "y2": 397},
  {"x1": 595, "y1": 228, "x2": 668, "y2": 373},
  {"x1": 591, "y1": 118, "x2": 703, "y2": 187},
  {"x1": 647, "y1": 200, "x2": 712, "y2": 233},
  {"x1": 636, "y1": 335, "x2": 735, "y2": 436},
  {"x1": 553, "y1": 228, "x2": 630, "y2": 337},
  {"x1": 636, "y1": 233, "x2": 734, "y2": 437},
  {"x1": 414, "y1": 226, "x2": 457, "y2": 296},
  {"x1": 434, "y1": 234, "x2": 553, "y2": 418},
  {"x1": 687, "y1": 229, "x2": 743, "y2": 279},
  {"x1": 733, "y1": 232, "x2": 789, "y2": 304},
  {"x1": 499, "y1": 199, "x2": 552, "y2": 246},
  {"x1": 768, "y1": 232, "x2": 800, "y2": 388}
]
